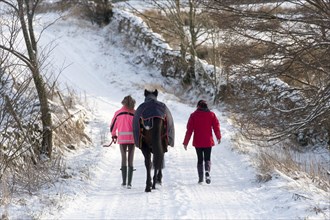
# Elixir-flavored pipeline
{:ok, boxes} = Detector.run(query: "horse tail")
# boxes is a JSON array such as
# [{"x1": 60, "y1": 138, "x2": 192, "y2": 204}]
[{"x1": 152, "y1": 117, "x2": 164, "y2": 170}]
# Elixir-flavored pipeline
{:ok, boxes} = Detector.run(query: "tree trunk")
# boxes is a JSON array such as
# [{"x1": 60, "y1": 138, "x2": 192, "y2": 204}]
[
  {"x1": 32, "y1": 69, "x2": 53, "y2": 158},
  {"x1": 17, "y1": 0, "x2": 53, "y2": 158},
  {"x1": 188, "y1": 0, "x2": 197, "y2": 81}
]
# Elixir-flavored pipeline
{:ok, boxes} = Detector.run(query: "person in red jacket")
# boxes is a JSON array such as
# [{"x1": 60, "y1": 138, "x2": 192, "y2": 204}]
[
  {"x1": 183, "y1": 100, "x2": 221, "y2": 184},
  {"x1": 110, "y1": 95, "x2": 136, "y2": 188}
]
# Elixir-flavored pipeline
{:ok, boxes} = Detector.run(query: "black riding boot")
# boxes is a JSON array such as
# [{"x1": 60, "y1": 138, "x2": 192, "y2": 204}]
[
  {"x1": 127, "y1": 166, "x2": 134, "y2": 189},
  {"x1": 197, "y1": 163, "x2": 203, "y2": 183},
  {"x1": 121, "y1": 166, "x2": 127, "y2": 186},
  {"x1": 205, "y1": 161, "x2": 211, "y2": 184}
]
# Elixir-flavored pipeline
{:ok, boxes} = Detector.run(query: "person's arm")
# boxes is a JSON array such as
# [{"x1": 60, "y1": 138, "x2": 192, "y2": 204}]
[
  {"x1": 183, "y1": 115, "x2": 194, "y2": 150},
  {"x1": 212, "y1": 113, "x2": 221, "y2": 144},
  {"x1": 110, "y1": 112, "x2": 118, "y2": 137}
]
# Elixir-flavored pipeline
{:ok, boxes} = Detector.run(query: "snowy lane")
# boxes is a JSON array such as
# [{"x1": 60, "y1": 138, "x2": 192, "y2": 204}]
[
  {"x1": 54, "y1": 133, "x2": 271, "y2": 220},
  {"x1": 165, "y1": 144, "x2": 265, "y2": 220},
  {"x1": 48, "y1": 96, "x2": 268, "y2": 220},
  {"x1": 36, "y1": 12, "x2": 329, "y2": 220}
]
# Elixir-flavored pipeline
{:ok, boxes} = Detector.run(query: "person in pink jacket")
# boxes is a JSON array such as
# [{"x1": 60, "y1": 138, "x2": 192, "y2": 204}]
[
  {"x1": 110, "y1": 95, "x2": 136, "y2": 189},
  {"x1": 183, "y1": 100, "x2": 221, "y2": 184}
]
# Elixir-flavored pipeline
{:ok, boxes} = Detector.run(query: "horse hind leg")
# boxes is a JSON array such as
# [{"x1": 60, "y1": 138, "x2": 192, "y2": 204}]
[
  {"x1": 151, "y1": 156, "x2": 164, "y2": 190},
  {"x1": 152, "y1": 168, "x2": 163, "y2": 189},
  {"x1": 145, "y1": 178, "x2": 152, "y2": 192},
  {"x1": 152, "y1": 169, "x2": 157, "y2": 189},
  {"x1": 152, "y1": 169, "x2": 163, "y2": 189},
  {"x1": 142, "y1": 147, "x2": 152, "y2": 192},
  {"x1": 145, "y1": 166, "x2": 152, "y2": 192},
  {"x1": 152, "y1": 156, "x2": 164, "y2": 189},
  {"x1": 157, "y1": 169, "x2": 163, "y2": 185},
  {"x1": 151, "y1": 118, "x2": 165, "y2": 190},
  {"x1": 145, "y1": 160, "x2": 152, "y2": 192}
]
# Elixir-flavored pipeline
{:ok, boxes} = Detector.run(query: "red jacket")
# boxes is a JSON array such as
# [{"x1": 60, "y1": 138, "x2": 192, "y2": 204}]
[
  {"x1": 110, "y1": 106, "x2": 135, "y2": 144},
  {"x1": 183, "y1": 108, "x2": 221, "y2": 148}
]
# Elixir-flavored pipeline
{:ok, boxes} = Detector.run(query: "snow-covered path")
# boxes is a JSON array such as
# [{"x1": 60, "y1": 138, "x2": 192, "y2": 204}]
[
  {"x1": 37, "y1": 11, "x2": 329, "y2": 220},
  {"x1": 50, "y1": 137, "x2": 267, "y2": 220}
]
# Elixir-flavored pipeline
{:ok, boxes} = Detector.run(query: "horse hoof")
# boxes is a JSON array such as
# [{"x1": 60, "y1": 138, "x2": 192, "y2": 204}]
[{"x1": 145, "y1": 188, "x2": 151, "y2": 192}]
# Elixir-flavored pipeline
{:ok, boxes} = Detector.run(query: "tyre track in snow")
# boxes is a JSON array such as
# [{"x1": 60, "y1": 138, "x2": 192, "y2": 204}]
[
  {"x1": 58, "y1": 141, "x2": 121, "y2": 219},
  {"x1": 210, "y1": 145, "x2": 262, "y2": 219},
  {"x1": 159, "y1": 114, "x2": 271, "y2": 220},
  {"x1": 164, "y1": 145, "x2": 266, "y2": 219}
]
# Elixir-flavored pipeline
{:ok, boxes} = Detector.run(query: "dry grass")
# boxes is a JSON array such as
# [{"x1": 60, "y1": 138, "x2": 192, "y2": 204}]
[
  {"x1": 0, "y1": 154, "x2": 65, "y2": 197},
  {"x1": 257, "y1": 147, "x2": 330, "y2": 192},
  {"x1": 208, "y1": 11, "x2": 242, "y2": 30},
  {"x1": 280, "y1": 47, "x2": 329, "y2": 88},
  {"x1": 138, "y1": 9, "x2": 181, "y2": 49},
  {"x1": 231, "y1": 129, "x2": 330, "y2": 192},
  {"x1": 254, "y1": 4, "x2": 297, "y2": 17},
  {"x1": 36, "y1": 0, "x2": 74, "y2": 13},
  {"x1": 51, "y1": 88, "x2": 92, "y2": 152},
  {"x1": 217, "y1": 42, "x2": 271, "y2": 67}
]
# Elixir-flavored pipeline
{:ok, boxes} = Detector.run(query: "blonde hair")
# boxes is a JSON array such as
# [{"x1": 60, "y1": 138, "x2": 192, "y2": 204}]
[{"x1": 121, "y1": 95, "x2": 136, "y2": 110}]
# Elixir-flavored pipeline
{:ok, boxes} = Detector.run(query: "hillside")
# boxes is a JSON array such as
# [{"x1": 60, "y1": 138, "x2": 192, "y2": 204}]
[{"x1": 0, "y1": 1, "x2": 329, "y2": 219}]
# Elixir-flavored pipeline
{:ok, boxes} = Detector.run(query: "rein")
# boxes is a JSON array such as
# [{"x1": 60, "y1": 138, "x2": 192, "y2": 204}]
[{"x1": 103, "y1": 139, "x2": 115, "y2": 147}]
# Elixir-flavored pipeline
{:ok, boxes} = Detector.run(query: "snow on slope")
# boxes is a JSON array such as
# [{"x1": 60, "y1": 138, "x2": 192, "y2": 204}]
[
  {"x1": 1, "y1": 3, "x2": 329, "y2": 220},
  {"x1": 40, "y1": 12, "x2": 329, "y2": 220}
]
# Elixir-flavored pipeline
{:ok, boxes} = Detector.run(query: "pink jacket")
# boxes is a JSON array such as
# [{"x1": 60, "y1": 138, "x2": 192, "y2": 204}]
[{"x1": 110, "y1": 106, "x2": 135, "y2": 144}]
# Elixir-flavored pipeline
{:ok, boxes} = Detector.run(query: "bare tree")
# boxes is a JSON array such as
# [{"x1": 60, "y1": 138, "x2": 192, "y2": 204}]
[
  {"x1": 143, "y1": 0, "x2": 212, "y2": 84},
  {"x1": 0, "y1": 0, "x2": 53, "y2": 158},
  {"x1": 204, "y1": 0, "x2": 330, "y2": 146},
  {"x1": 0, "y1": 53, "x2": 41, "y2": 180},
  {"x1": 76, "y1": 0, "x2": 113, "y2": 26}
]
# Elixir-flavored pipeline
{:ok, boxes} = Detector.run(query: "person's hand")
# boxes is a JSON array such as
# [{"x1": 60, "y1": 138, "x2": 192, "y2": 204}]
[
  {"x1": 217, "y1": 139, "x2": 221, "y2": 144},
  {"x1": 112, "y1": 136, "x2": 118, "y2": 144},
  {"x1": 183, "y1": 145, "x2": 187, "y2": 151}
]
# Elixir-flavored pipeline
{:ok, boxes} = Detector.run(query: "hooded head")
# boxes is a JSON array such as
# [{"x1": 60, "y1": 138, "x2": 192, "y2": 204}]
[
  {"x1": 144, "y1": 89, "x2": 158, "y2": 98},
  {"x1": 197, "y1": 100, "x2": 208, "y2": 109},
  {"x1": 121, "y1": 95, "x2": 136, "y2": 110}
]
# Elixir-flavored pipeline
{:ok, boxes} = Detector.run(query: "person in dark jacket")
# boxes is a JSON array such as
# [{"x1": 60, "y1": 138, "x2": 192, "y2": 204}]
[
  {"x1": 110, "y1": 95, "x2": 136, "y2": 188},
  {"x1": 183, "y1": 100, "x2": 221, "y2": 184}
]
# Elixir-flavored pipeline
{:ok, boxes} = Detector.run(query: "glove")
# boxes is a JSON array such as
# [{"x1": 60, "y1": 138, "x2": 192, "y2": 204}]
[
  {"x1": 112, "y1": 136, "x2": 118, "y2": 144},
  {"x1": 217, "y1": 139, "x2": 221, "y2": 144}
]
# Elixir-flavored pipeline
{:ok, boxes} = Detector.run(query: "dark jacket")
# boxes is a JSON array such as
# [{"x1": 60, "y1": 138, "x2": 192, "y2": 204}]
[
  {"x1": 133, "y1": 94, "x2": 175, "y2": 148},
  {"x1": 183, "y1": 107, "x2": 221, "y2": 148}
]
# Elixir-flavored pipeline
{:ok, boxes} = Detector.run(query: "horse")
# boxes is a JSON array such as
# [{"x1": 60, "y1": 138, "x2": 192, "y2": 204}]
[
  {"x1": 140, "y1": 117, "x2": 167, "y2": 192},
  {"x1": 133, "y1": 89, "x2": 175, "y2": 192}
]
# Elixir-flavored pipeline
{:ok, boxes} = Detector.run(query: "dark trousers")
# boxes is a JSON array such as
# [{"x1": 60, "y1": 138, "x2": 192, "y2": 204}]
[{"x1": 195, "y1": 147, "x2": 212, "y2": 172}]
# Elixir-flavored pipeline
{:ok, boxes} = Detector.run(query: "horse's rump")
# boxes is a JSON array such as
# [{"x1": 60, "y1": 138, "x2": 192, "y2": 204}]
[
  {"x1": 141, "y1": 117, "x2": 168, "y2": 154},
  {"x1": 133, "y1": 101, "x2": 173, "y2": 149}
]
